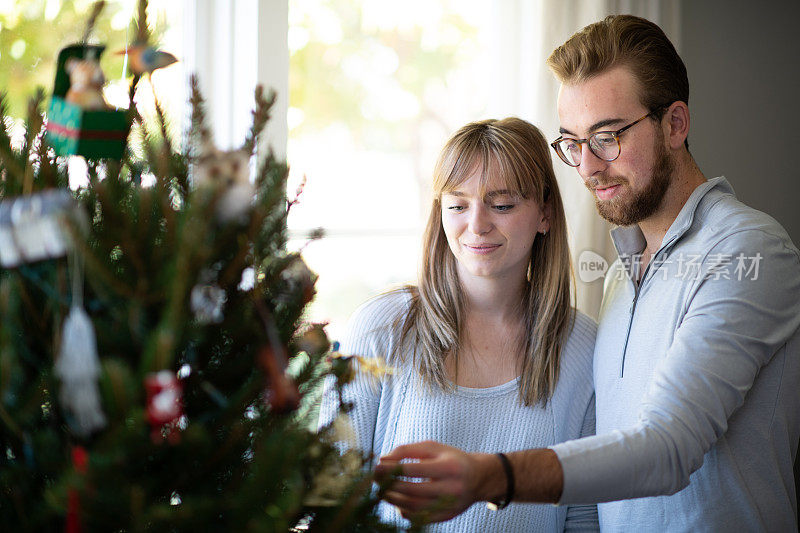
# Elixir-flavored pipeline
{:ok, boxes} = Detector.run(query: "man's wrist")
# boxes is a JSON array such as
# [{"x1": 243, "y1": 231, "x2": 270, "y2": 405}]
[
  {"x1": 515, "y1": 448, "x2": 564, "y2": 503},
  {"x1": 472, "y1": 448, "x2": 564, "y2": 505},
  {"x1": 471, "y1": 452, "x2": 508, "y2": 504}
]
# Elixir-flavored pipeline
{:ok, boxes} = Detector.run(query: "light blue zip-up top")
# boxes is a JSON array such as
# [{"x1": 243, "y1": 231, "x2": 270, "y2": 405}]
[{"x1": 551, "y1": 177, "x2": 800, "y2": 532}]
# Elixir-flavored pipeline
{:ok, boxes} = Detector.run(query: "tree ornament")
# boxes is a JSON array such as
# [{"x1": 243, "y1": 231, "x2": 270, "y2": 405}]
[
  {"x1": 55, "y1": 251, "x2": 106, "y2": 438},
  {"x1": 193, "y1": 148, "x2": 255, "y2": 222},
  {"x1": 64, "y1": 56, "x2": 110, "y2": 111},
  {"x1": 327, "y1": 351, "x2": 394, "y2": 384},
  {"x1": 281, "y1": 255, "x2": 317, "y2": 305},
  {"x1": 117, "y1": 44, "x2": 178, "y2": 75},
  {"x1": 326, "y1": 352, "x2": 356, "y2": 386},
  {"x1": 145, "y1": 370, "x2": 184, "y2": 444},
  {"x1": 190, "y1": 272, "x2": 227, "y2": 325},
  {"x1": 296, "y1": 323, "x2": 330, "y2": 355},
  {"x1": 0, "y1": 190, "x2": 81, "y2": 268},
  {"x1": 45, "y1": 44, "x2": 130, "y2": 159}
]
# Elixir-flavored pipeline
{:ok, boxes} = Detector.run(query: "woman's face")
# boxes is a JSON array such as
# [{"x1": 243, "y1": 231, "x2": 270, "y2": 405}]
[{"x1": 440, "y1": 167, "x2": 549, "y2": 285}]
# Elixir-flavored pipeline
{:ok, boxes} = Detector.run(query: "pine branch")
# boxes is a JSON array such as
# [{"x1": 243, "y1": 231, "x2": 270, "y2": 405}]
[
  {"x1": 242, "y1": 85, "x2": 276, "y2": 156},
  {"x1": 81, "y1": 1, "x2": 106, "y2": 43},
  {"x1": 22, "y1": 89, "x2": 46, "y2": 195},
  {"x1": 136, "y1": 0, "x2": 150, "y2": 44},
  {"x1": 127, "y1": 73, "x2": 142, "y2": 119},
  {"x1": 35, "y1": 125, "x2": 57, "y2": 189},
  {"x1": 78, "y1": 177, "x2": 139, "y2": 300},
  {"x1": 138, "y1": 113, "x2": 168, "y2": 190},
  {"x1": 0, "y1": 93, "x2": 13, "y2": 153},
  {"x1": 150, "y1": 81, "x2": 174, "y2": 158},
  {"x1": 188, "y1": 75, "x2": 212, "y2": 155},
  {"x1": 139, "y1": 193, "x2": 217, "y2": 372},
  {"x1": 218, "y1": 211, "x2": 266, "y2": 288},
  {"x1": 331, "y1": 476, "x2": 382, "y2": 533},
  {"x1": 148, "y1": 84, "x2": 189, "y2": 203},
  {"x1": 0, "y1": 93, "x2": 24, "y2": 189}
]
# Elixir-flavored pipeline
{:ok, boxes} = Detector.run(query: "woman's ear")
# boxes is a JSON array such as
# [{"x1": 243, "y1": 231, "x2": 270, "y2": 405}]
[{"x1": 539, "y1": 199, "x2": 553, "y2": 235}]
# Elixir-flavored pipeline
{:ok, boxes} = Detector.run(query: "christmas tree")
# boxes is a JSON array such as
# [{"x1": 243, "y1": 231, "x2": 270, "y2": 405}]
[{"x1": 0, "y1": 2, "x2": 394, "y2": 530}]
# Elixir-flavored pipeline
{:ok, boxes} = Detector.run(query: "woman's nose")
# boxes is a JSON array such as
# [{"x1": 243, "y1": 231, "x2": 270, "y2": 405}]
[{"x1": 468, "y1": 204, "x2": 492, "y2": 235}]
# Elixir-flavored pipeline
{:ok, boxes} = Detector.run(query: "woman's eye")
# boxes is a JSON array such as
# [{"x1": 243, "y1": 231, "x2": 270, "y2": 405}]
[
  {"x1": 446, "y1": 205, "x2": 465, "y2": 212},
  {"x1": 493, "y1": 204, "x2": 514, "y2": 212}
]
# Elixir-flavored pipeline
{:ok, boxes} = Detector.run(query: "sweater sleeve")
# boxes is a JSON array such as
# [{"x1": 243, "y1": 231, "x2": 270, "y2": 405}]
[
  {"x1": 563, "y1": 394, "x2": 599, "y2": 531},
  {"x1": 552, "y1": 229, "x2": 800, "y2": 504}
]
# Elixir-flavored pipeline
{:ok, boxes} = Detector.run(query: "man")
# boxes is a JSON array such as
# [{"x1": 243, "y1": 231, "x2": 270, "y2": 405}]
[{"x1": 376, "y1": 15, "x2": 800, "y2": 531}]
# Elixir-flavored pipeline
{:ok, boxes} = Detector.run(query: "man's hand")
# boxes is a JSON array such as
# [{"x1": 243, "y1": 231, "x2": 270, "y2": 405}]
[{"x1": 374, "y1": 441, "x2": 505, "y2": 523}]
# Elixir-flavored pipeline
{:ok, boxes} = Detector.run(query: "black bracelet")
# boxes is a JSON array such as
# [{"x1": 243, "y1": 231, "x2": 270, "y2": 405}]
[{"x1": 486, "y1": 452, "x2": 515, "y2": 511}]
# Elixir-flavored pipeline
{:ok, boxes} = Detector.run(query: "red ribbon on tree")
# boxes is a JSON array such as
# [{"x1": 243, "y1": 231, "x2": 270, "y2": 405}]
[{"x1": 65, "y1": 445, "x2": 88, "y2": 533}]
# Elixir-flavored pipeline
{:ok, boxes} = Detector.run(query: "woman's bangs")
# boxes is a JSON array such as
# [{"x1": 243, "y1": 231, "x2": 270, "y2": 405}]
[
  {"x1": 476, "y1": 146, "x2": 532, "y2": 200},
  {"x1": 436, "y1": 131, "x2": 538, "y2": 201},
  {"x1": 437, "y1": 141, "x2": 485, "y2": 194}
]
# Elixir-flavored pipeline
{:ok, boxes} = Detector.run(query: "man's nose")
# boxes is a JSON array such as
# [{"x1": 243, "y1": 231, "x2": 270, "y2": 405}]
[{"x1": 577, "y1": 144, "x2": 608, "y2": 181}]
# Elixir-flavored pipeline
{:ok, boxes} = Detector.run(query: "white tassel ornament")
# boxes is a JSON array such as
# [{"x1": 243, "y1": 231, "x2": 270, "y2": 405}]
[
  {"x1": 56, "y1": 251, "x2": 106, "y2": 437},
  {"x1": 56, "y1": 305, "x2": 106, "y2": 437}
]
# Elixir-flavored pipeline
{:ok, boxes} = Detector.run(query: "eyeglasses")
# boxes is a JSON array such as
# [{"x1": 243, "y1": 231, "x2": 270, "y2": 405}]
[{"x1": 550, "y1": 110, "x2": 660, "y2": 167}]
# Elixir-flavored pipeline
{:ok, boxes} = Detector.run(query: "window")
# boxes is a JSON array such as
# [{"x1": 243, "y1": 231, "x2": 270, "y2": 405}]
[
  {"x1": 1, "y1": 1, "x2": 186, "y2": 187},
  {"x1": 287, "y1": 0, "x2": 493, "y2": 340}
]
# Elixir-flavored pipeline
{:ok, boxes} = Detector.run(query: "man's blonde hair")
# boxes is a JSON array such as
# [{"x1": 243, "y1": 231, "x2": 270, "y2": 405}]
[{"x1": 548, "y1": 14, "x2": 689, "y2": 147}]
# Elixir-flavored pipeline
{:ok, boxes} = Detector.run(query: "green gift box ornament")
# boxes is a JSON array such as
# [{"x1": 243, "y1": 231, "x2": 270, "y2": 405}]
[{"x1": 45, "y1": 44, "x2": 131, "y2": 159}]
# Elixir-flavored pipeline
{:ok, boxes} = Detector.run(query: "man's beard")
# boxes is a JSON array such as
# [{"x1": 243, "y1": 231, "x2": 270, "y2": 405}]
[{"x1": 589, "y1": 136, "x2": 673, "y2": 226}]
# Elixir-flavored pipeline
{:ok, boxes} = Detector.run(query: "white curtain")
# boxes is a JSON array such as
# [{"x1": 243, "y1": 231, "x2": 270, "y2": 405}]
[{"x1": 487, "y1": 0, "x2": 681, "y2": 318}]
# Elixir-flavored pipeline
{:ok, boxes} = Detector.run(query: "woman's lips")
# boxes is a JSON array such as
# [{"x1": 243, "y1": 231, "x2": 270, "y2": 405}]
[
  {"x1": 595, "y1": 184, "x2": 621, "y2": 201},
  {"x1": 463, "y1": 244, "x2": 500, "y2": 255}
]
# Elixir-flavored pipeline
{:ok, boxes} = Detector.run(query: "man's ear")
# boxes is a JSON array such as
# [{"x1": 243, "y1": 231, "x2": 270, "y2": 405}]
[{"x1": 664, "y1": 101, "x2": 690, "y2": 150}]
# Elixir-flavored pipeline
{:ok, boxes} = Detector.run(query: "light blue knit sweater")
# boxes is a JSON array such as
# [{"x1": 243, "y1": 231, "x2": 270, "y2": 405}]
[{"x1": 319, "y1": 289, "x2": 599, "y2": 532}]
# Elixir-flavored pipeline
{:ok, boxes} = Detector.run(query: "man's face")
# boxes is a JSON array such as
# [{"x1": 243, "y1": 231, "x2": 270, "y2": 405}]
[{"x1": 556, "y1": 66, "x2": 673, "y2": 226}]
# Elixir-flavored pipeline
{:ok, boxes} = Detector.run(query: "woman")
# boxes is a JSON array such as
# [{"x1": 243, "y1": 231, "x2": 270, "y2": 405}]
[{"x1": 319, "y1": 118, "x2": 598, "y2": 532}]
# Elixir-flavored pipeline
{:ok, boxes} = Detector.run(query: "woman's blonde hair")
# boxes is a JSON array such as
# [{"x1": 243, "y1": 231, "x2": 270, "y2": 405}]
[{"x1": 401, "y1": 117, "x2": 574, "y2": 406}]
